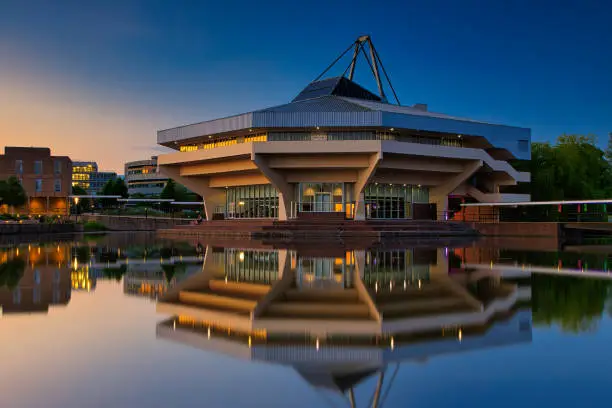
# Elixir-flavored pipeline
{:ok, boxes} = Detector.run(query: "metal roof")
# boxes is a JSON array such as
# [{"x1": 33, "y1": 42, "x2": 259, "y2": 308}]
[
  {"x1": 257, "y1": 95, "x2": 373, "y2": 113},
  {"x1": 292, "y1": 76, "x2": 382, "y2": 103}
]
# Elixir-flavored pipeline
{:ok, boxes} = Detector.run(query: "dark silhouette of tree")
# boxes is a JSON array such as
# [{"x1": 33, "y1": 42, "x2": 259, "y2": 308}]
[
  {"x1": 532, "y1": 274, "x2": 611, "y2": 333},
  {"x1": 0, "y1": 258, "x2": 26, "y2": 289},
  {"x1": 0, "y1": 176, "x2": 27, "y2": 213}
]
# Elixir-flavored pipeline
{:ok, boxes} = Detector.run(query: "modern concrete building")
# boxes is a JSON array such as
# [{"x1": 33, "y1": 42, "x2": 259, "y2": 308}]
[
  {"x1": 124, "y1": 156, "x2": 168, "y2": 197},
  {"x1": 156, "y1": 36, "x2": 530, "y2": 221},
  {"x1": 0, "y1": 146, "x2": 72, "y2": 215},
  {"x1": 157, "y1": 244, "x2": 531, "y2": 337},
  {"x1": 72, "y1": 161, "x2": 117, "y2": 195}
]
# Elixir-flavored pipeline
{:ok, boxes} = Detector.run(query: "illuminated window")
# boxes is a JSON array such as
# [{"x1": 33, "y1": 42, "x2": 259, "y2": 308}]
[{"x1": 54, "y1": 179, "x2": 62, "y2": 192}]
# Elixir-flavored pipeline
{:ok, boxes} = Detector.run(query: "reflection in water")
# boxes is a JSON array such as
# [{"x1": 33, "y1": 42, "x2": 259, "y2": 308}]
[
  {"x1": 4, "y1": 234, "x2": 612, "y2": 406},
  {"x1": 156, "y1": 244, "x2": 532, "y2": 406}
]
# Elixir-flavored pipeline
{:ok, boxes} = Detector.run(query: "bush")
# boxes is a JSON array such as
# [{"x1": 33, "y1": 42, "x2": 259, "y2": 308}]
[{"x1": 83, "y1": 221, "x2": 107, "y2": 232}]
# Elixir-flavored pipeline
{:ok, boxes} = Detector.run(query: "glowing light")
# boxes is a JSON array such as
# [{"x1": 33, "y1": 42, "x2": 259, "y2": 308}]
[
  {"x1": 418, "y1": 280, "x2": 422, "y2": 289},
  {"x1": 248, "y1": 336, "x2": 252, "y2": 348},
  {"x1": 458, "y1": 329, "x2": 463, "y2": 342},
  {"x1": 315, "y1": 338, "x2": 320, "y2": 351},
  {"x1": 390, "y1": 337, "x2": 395, "y2": 350},
  {"x1": 403, "y1": 280, "x2": 407, "y2": 290},
  {"x1": 207, "y1": 327, "x2": 211, "y2": 339},
  {"x1": 239, "y1": 252, "x2": 245, "y2": 262}
]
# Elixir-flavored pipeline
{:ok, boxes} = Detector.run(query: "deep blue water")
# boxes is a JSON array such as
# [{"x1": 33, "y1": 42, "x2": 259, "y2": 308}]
[{"x1": 1, "y1": 233, "x2": 611, "y2": 408}]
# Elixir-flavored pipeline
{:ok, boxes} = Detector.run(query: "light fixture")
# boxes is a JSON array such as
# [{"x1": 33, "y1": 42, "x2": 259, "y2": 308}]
[
  {"x1": 249, "y1": 129, "x2": 253, "y2": 132},
  {"x1": 417, "y1": 184, "x2": 421, "y2": 188},
  {"x1": 458, "y1": 134, "x2": 462, "y2": 138},
  {"x1": 390, "y1": 128, "x2": 394, "y2": 131},
  {"x1": 239, "y1": 252, "x2": 245, "y2": 261},
  {"x1": 316, "y1": 126, "x2": 320, "y2": 130}
]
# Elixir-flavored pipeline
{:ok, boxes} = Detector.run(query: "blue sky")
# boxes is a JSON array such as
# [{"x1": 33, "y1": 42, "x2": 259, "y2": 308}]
[{"x1": 1, "y1": 0, "x2": 610, "y2": 171}]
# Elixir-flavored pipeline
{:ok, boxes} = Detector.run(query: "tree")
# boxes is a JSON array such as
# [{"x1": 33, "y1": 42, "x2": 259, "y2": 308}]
[
  {"x1": 0, "y1": 176, "x2": 27, "y2": 214},
  {"x1": 100, "y1": 179, "x2": 128, "y2": 207},
  {"x1": 160, "y1": 179, "x2": 177, "y2": 210},
  {"x1": 113, "y1": 178, "x2": 129, "y2": 198},
  {"x1": 605, "y1": 132, "x2": 612, "y2": 162},
  {"x1": 71, "y1": 185, "x2": 90, "y2": 213},
  {"x1": 0, "y1": 258, "x2": 26, "y2": 289}
]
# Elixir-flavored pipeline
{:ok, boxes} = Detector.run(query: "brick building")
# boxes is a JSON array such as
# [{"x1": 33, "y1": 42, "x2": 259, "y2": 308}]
[{"x1": 0, "y1": 147, "x2": 72, "y2": 215}]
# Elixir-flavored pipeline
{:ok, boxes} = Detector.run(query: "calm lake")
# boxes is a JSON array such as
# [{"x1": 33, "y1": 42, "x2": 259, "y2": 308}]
[{"x1": 1, "y1": 232, "x2": 612, "y2": 408}]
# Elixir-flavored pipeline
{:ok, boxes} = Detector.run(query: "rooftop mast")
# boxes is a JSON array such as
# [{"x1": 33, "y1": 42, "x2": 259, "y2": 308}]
[{"x1": 313, "y1": 35, "x2": 401, "y2": 105}]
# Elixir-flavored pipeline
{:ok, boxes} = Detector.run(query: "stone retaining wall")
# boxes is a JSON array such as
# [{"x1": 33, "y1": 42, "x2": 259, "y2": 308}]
[{"x1": 80, "y1": 215, "x2": 191, "y2": 231}]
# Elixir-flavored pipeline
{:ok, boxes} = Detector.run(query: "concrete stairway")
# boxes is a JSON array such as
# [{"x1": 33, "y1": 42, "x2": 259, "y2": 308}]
[
  {"x1": 264, "y1": 287, "x2": 372, "y2": 320},
  {"x1": 177, "y1": 279, "x2": 271, "y2": 315},
  {"x1": 374, "y1": 283, "x2": 478, "y2": 319}
]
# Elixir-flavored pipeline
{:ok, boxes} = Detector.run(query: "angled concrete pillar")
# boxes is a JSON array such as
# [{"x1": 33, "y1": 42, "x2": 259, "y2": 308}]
[
  {"x1": 159, "y1": 166, "x2": 225, "y2": 220},
  {"x1": 353, "y1": 152, "x2": 382, "y2": 220},
  {"x1": 252, "y1": 154, "x2": 293, "y2": 221},
  {"x1": 430, "y1": 160, "x2": 482, "y2": 220}
]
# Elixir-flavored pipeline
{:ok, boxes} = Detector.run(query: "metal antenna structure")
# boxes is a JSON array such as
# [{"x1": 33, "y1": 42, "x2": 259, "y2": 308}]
[{"x1": 313, "y1": 35, "x2": 401, "y2": 105}]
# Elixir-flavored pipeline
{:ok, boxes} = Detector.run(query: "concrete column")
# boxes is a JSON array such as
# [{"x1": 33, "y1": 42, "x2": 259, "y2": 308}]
[
  {"x1": 430, "y1": 160, "x2": 482, "y2": 221},
  {"x1": 252, "y1": 154, "x2": 293, "y2": 221},
  {"x1": 353, "y1": 152, "x2": 381, "y2": 221},
  {"x1": 431, "y1": 195, "x2": 449, "y2": 221},
  {"x1": 353, "y1": 191, "x2": 366, "y2": 220},
  {"x1": 159, "y1": 166, "x2": 224, "y2": 221}
]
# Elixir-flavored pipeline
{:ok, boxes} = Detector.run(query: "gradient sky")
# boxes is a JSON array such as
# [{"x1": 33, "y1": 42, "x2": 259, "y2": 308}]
[{"x1": 1, "y1": 0, "x2": 610, "y2": 173}]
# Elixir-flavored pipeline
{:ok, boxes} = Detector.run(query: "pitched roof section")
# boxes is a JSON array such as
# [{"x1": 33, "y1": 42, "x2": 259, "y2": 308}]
[
  {"x1": 292, "y1": 76, "x2": 382, "y2": 103},
  {"x1": 339, "y1": 97, "x2": 490, "y2": 124},
  {"x1": 257, "y1": 95, "x2": 373, "y2": 113}
]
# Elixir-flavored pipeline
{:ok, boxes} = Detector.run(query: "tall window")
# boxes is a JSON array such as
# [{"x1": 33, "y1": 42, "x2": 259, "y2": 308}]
[
  {"x1": 35, "y1": 179, "x2": 43, "y2": 192},
  {"x1": 54, "y1": 179, "x2": 62, "y2": 192},
  {"x1": 15, "y1": 160, "x2": 23, "y2": 174},
  {"x1": 54, "y1": 160, "x2": 62, "y2": 174},
  {"x1": 34, "y1": 160, "x2": 43, "y2": 175}
]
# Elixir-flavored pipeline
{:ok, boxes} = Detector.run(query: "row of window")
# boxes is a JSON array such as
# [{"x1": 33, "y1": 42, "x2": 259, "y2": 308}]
[
  {"x1": 176, "y1": 131, "x2": 469, "y2": 151},
  {"x1": 15, "y1": 160, "x2": 63, "y2": 175}
]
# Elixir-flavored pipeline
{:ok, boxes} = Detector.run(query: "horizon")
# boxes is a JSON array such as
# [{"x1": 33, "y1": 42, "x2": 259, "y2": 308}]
[{"x1": 1, "y1": 0, "x2": 610, "y2": 173}]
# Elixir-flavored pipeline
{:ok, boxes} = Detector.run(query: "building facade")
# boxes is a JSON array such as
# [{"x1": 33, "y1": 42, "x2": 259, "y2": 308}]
[
  {"x1": 156, "y1": 39, "x2": 530, "y2": 221},
  {"x1": 0, "y1": 147, "x2": 72, "y2": 215},
  {"x1": 0, "y1": 244, "x2": 71, "y2": 315},
  {"x1": 72, "y1": 161, "x2": 117, "y2": 195},
  {"x1": 125, "y1": 156, "x2": 168, "y2": 197}
]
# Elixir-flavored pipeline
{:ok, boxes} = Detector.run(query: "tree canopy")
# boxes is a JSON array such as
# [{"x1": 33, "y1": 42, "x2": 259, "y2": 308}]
[
  {"x1": 101, "y1": 178, "x2": 128, "y2": 198},
  {"x1": 0, "y1": 176, "x2": 27, "y2": 211},
  {"x1": 525, "y1": 134, "x2": 612, "y2": 201}
]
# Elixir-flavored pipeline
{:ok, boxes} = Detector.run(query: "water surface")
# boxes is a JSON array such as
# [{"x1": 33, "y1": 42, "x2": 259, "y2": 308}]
[{"x1": 1, "y1": 233, "x2": 611, "y2": 408}]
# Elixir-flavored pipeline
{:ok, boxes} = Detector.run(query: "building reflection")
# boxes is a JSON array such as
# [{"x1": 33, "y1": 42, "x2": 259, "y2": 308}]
[
  {"x1": 156, "y1": 244, "x2": 532, "y2": 405},
  {"x1": 0, "y1": 244, "x2": 71, "y2": 315}
]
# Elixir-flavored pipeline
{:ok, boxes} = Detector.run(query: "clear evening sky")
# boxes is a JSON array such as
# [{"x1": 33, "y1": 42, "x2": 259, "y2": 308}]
[{"x1": 1, "y1": 0, "x2": 610, "y2": 173}]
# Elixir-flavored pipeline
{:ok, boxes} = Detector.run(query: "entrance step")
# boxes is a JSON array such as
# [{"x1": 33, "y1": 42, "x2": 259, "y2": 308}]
[{"x1": 178, "y1": 290, "x2": 258, "y2": 312}]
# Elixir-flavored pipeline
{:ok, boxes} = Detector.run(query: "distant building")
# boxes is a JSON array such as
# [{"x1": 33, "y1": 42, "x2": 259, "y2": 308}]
[
  {"x1": 125, "y1": 156, "x2": 168, "y2": 197},
  {"x1": 72, "y1": 161, "x2": 117, "y2": 195},
  {"x1": 0, "y1": 146, "x2": 72, "y2": 215}
]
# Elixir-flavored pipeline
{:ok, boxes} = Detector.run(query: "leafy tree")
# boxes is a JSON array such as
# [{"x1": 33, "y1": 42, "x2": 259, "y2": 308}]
[
  {"x1": 159, "y1": 179, "x2": 177, "y2": 210},
  {"x1": 113, "y1": 178, "x2": 129, "y2": 198},
  {"x1": 100, "y1": 178, "x2": 128, "y2": 207},
  {"x1": 0, "y1": 176, "x2": 27, "y2": 213},
  {"x1": 605, "y1": 132, "x2": 612, "y2": 162},
  {"x1": 71, "y1": 185, "x2": 90, "y2": 213}
]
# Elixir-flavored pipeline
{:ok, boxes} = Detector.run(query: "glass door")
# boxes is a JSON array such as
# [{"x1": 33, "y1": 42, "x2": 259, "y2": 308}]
[{"x1": 314, "y1": 192, "x2": 332, "y2": 212}]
